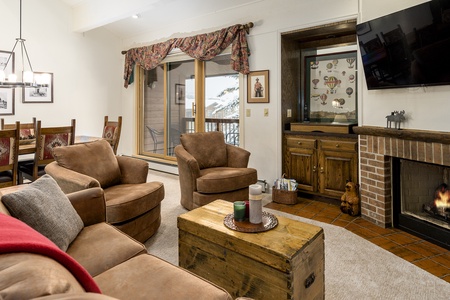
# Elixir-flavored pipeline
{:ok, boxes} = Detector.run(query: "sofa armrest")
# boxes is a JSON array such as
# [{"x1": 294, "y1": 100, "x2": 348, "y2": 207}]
[
  {"x1": 45, "y1": 162, "x2": 100, "y2": 194},
  {"x1": 226, "y1": 144, "x2": 250, "y2": 168},
  {"x1": 67, "y1": 188, "x2": 106, "y2": 226},
  {"x1": 116, "y1": 156, "x2": 148, "y2": 184}
]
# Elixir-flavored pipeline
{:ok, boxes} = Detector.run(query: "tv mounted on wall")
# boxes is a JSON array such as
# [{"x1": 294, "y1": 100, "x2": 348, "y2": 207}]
[{"x1": 357, "y1": 0, "x2": 450, "y2": 90}]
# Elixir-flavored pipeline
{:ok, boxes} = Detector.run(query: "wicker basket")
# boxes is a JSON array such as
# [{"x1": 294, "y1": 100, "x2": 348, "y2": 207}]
[{"x1": 272, "y1": 186, "x2": 298, "y2": 204}]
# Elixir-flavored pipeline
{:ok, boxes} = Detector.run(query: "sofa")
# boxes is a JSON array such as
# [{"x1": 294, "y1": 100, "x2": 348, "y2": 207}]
[
  {"x1": 44, "y1": 139, "x2": 164, "y2": 243},
  {"x1": 0, "y1": 180, "x2": 239, "y2": 300},
  {"x1": 175, "y1": 131, "x2": 258, "y2": 210}
]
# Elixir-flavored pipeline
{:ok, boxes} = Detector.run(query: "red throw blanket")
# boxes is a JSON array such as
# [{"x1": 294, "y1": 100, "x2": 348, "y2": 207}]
[{"x1": 0, "y1": 213, "x2": 101, "y2": 293}]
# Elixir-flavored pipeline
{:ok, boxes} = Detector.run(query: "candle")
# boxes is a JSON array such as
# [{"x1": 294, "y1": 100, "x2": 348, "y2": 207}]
[
  {"x1": 249, "y1": 184, "x2": 262, "y2": 224},
  {"x1": 233, "y1": 201, "x2": 246, "y2": 222}
]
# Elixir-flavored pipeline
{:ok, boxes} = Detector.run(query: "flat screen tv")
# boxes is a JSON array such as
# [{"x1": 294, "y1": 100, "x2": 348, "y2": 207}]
[{"x1": 357, "y1": 0, "x2": 450, "y2": 90}]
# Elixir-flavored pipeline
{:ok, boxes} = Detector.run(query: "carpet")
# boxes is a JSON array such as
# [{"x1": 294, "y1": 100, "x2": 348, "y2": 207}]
[{"x1": 145, "y1": 170, "x2": 450, "y2": 299}]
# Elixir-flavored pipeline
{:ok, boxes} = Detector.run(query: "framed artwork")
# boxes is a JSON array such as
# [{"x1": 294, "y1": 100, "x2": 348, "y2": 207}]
[
  {"x1": 304, "y1": 51, "x2": 357, "y2": 123},
  {"x1": 23, "y1": 72, "x2": 53, "y2": 103},
  {"x1": 247, "y1": 70, "x2": 269, "y2": 103},
  {"x1": 0, "y1": 89, "x2": 15, "y2": 115},
  {"x1": 175, "y1": 83, "x2": 185, "y2": 105},
  {"x1": 0, "y1": 50, "x2": 14, "y2": 82}
]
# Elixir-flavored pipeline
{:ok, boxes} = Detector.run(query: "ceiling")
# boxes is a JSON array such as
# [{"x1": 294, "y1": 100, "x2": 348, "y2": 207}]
[{"x1": 59, "y1": 0, "x2": 259, "y2": 39}]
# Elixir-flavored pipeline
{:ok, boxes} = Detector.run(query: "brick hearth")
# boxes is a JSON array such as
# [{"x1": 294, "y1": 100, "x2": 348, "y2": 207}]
[{"x1": 354, "y1": 126, "x2": 450, "y2": 228}]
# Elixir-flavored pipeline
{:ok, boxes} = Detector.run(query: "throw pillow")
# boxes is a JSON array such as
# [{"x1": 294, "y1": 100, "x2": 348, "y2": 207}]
[{"x1": 1, "y1": 174, "x2": 84, "y2": 251}]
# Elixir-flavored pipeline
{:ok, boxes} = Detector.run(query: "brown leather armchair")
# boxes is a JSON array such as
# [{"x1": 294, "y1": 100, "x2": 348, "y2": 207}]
[
  {"x1": 44, "y1": 139, "x2": 164, "y2": 242},
  {"x1": 174, "y1": 131, "x2": 257, "y2": 210}
]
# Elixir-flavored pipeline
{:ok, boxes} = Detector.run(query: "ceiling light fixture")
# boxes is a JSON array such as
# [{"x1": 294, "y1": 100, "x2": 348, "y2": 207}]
[{"x1": 0, "y1": 0, "x2": 50, "y2": 88}]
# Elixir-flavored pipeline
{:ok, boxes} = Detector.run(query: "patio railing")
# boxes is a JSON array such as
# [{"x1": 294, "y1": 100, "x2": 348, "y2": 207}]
[{"x1": 182, "y1": 117, "x2": 240, "y2": 146}]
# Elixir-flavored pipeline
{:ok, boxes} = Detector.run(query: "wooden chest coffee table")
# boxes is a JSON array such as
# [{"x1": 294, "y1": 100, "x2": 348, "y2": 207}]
[{"x1": 177, "y1": 200, "x2": 324, "y2": 300}]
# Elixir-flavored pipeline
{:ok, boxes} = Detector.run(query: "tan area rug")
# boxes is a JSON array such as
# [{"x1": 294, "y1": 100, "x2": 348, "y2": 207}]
[{"x1": 145, "y1": 170, "x2": 450, "y2": 299}]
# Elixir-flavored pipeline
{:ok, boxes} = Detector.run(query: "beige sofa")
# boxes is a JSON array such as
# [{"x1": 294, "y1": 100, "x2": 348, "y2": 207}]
[{"x1": 0, "y1": 185, "x2": 237, "y2": 300}]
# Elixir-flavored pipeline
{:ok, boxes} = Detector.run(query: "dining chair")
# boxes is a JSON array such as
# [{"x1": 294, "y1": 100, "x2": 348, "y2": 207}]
[
  {"x1": 1, "y1": 117, "x2": 37, "y2": 143},
  {"x1": 102, "y1": 116, "x2": 122, "y2": 154},
  {"x1": 146, "y1": 126, "x2": 164, "y2": 153},
  {"x1": 18, "y1": 119, "x2": 76, "y2": 184},
  {"x1": 0, "y1": 121, "x2": 20, "y2": 188}
]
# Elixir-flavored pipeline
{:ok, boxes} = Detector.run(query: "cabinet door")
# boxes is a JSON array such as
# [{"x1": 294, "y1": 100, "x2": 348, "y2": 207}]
[
  {"x1": 287, "y1": 147, "x2": 317, "y2": 192},
  {"x1": 318, "y1": 149, "x2": 357, "y2": 198}
]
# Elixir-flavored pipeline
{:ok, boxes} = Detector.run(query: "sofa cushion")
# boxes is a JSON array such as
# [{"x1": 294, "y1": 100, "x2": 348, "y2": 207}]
[
  {"x1": 94, "y1": 254, "x2": 232, "y2": 300},
  {"x1": 67, "y1": 223, "x2": 146, "y2": 277},
  {"x1": 197, "y1": 167, "x2": 258, "y2": 194},
  {"x1": 180, "y1": 132, "x2": 227, "y2": 169},
  {"x1": 1, "y1": 175, "x2": 84, "y2": 251},
  {"x1": 0, "y1": 253, "x2": 85, "y2": 298},
  {"x1": 52, "y1": 140, "x2": 121, "y2": 189}
]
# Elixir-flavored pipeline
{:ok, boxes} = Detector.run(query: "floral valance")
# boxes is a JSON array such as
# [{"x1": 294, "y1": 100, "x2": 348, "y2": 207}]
[{"x1": 123, "y1": 24, "x2": 251, "y2": 88}]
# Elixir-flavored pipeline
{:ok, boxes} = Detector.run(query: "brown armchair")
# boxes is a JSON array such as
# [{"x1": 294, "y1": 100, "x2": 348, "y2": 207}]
[
  {"x1": 44, "y1": 139, "x2": 164, "y2": 242},
  {"x1": 174, "y1": 131, "x2": 257, "y2": 210}
]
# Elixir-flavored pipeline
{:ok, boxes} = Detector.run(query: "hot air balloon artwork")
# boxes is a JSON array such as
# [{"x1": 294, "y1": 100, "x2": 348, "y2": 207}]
[
  {"x1": 310, "y1": 61, "x2": 319, "y2": 69},
  {"x1": 346, "y1": 58, "x2": 356, "y2": 68},
  {"x1": 349, "y1": 74, "x2": 355, "y2": 83},
  {"x1": 332, "y1": 60, "x2": 339, "y2": 68},
  {"x1": 326, "y1": 62, "x2": 333, "y2": 72},
  {"x1": 311, "y1": 94, "x2": 320, "y2": 101},
  {"x1": 320, "y1": 94, "x2": 327, "y2": 105},
  {"x1": 346, "y1": 87, "x2": 353, "y2": 98},
  {"x1": 312, "y1": 79, "x2": 319, "y2": 89},
  {"x1": 332, "y1": 98, "x2": 345, "y2": 108},
  {"x1": 324, "y1": 76, "x2": 341, "y2": 94}
]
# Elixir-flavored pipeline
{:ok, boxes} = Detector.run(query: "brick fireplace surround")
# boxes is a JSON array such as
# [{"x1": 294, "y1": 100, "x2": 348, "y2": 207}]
[{"x1": 353, "y1": 126, "x2": 450, "y2": 228}]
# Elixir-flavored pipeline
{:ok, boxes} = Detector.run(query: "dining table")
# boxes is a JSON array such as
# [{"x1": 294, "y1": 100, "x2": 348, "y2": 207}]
[{"x1": 18, "y1": 135, "x2": 103, "y2": 156}]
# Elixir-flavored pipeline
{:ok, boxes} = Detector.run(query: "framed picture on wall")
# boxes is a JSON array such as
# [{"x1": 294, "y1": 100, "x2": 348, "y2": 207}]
[
  {"x1": 0, "y1": 50, "x2": 14, "y2": 82},
  {"x1": 0, "y1": 89, "x2": 15, "y2": 115},
  {"x1": 23, "y1": 72, "x2": 54, "y2": 103},
  {"x1": 175, "y1": 83, "x2": 185, "y2": 105},
  {"x1": 304, "y1": 50, "x2": 357, "y2": 123},
  {"x1": 247, "y1": 70, "x2": 269, "y2": 103}
]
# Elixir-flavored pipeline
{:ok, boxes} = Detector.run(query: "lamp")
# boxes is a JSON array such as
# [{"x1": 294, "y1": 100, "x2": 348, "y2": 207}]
[{"x1": 0, "y1": 0, "x2": 49, "y2": 88}]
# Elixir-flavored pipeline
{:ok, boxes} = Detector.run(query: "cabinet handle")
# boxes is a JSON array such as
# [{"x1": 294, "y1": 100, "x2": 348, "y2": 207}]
[
  {"x1": 313, "y1": 166, "x2": 316, "y2": 172},
  {"x1": 336, "y1": 144, "x2": 339, "y2": 148},
  {"x1": 297, "y1": 142, "x2": 302, "y2": 145},
  {"x1": 320, "y1": 167, "x2": 324, "y2": 173}
]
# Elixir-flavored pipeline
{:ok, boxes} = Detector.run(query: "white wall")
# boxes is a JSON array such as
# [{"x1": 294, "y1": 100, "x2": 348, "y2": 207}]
[
  {"x1": 0, "y1": 0, "x2": 123, "y2": 147},
  {"x1": 120, "y1": 0, "x2": 359, "y2": 185}
]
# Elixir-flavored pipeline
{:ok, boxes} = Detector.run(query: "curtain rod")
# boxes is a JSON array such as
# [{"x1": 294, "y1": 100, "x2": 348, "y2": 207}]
[{"x1": 120, "y1": 22, "x2": 254, "y2": 55}]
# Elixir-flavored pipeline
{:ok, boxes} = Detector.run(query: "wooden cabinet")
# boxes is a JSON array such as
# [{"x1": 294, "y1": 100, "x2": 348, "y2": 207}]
[{"x1": 284, "y1": 134, "x2": 358, "y2": 199}]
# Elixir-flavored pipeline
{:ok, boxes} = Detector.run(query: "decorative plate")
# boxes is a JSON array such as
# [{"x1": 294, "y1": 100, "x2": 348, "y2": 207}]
[{"x1": 223, "y1": 211, "x2": 278, "y2": 233}]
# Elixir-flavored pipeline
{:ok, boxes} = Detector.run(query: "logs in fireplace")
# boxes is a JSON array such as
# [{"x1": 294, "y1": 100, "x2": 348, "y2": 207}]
[{"x1": 423, "y1": 183, "x2": 450, "y2": 223}]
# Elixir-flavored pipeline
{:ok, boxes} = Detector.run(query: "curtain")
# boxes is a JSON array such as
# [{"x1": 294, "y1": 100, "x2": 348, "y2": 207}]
[{"x1": 123, "y1": 24, "x2": 251, "y2": 88}]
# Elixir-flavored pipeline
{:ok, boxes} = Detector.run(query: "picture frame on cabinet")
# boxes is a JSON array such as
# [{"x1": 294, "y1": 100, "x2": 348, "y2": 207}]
[
  {"x1": 304, "y1": 50, "x2": 357, "y2": 123},
  {"x1": 247, "y1": 70, "x2": 269, "y2": 103},
  {"x1": 23, "y1": 72, "x2": 53, "y2": 103},
  {"x1": 0, "y1": 89, "x2": 15, "y2": 115}
]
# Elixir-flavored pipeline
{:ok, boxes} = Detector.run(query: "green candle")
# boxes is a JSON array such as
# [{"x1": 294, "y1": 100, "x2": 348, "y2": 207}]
[{"x1": 233, "y1": 201, "x2": 246, "y2": 222}]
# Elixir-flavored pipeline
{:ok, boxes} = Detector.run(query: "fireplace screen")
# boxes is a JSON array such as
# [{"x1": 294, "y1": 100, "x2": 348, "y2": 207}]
[{"x1": 400, "y1": 159, "x2": 450, "y2": 230}]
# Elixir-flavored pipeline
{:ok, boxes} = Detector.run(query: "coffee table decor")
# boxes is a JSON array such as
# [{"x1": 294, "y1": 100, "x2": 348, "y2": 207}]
[{"x1": 223, "y1": 211, "x2": 278, "y2": 233}]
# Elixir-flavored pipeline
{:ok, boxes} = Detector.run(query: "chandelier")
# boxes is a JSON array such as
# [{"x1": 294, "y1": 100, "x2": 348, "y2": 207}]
[{"x1": 0, "y1": 0, "x2": 50, "y2": 88}]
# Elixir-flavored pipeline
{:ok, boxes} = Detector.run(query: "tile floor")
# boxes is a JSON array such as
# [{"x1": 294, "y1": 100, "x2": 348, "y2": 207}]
[{"x1": 265, "y1": 197, "x2": 450, "y2": 283}]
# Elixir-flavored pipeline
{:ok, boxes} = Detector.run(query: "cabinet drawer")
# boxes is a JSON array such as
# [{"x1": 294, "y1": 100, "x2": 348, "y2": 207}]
[
  {"x1": 320, "y1": 140, "x2": 357, "y2": 152},
  {"x1": 286, "y1": 138, "x2": 316, "y2": 149}
]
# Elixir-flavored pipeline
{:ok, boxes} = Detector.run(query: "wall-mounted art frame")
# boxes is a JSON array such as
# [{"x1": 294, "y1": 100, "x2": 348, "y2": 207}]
[
  {"x1": 247, "y1": 70, "x2": 269, "y2": 103},
  {"x1": 304, "y1": 50, "x2": 357, "y2": 123},
  {"x1": 175, "y1": 83, "x2": 185, "y2": 105},
  {"x1": 0, "y1": 89, "x2": 15, "y2": 115},
  {"x1": 0, "y1": 50, "x2": 15, "y2": 84},
  {"x1": 23, "y1": 72, "x2": 53, "y2": 103}
]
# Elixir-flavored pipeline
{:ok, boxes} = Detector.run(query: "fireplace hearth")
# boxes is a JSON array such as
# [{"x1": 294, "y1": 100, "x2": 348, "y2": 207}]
[{"x1": 354, "y1": 126, "x2": 450, "y2": 250}]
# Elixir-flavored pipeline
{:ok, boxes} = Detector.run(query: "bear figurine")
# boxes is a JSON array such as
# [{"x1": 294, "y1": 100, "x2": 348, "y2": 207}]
[{"x1": 340, "y1": 180, "x2": 360, "y2": 216}]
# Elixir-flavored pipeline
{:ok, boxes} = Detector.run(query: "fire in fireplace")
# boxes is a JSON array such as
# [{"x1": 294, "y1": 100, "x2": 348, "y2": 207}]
[{"x1": 393, "y1": 158, "x2": 450, "y2": 250}]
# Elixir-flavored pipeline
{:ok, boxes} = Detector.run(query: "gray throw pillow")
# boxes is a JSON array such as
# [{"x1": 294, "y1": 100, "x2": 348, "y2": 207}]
[{"x1": 2, "y1": 174, "x2": 84, "y2": 251}]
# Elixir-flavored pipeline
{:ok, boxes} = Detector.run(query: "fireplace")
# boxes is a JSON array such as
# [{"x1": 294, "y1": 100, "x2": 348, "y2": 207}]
[
  {"x1": 354, "y1": 126, "x2": 450, "y2": 250},
  {"x1": 392, "y1": 158, "x2": 450, "y2": 249}
]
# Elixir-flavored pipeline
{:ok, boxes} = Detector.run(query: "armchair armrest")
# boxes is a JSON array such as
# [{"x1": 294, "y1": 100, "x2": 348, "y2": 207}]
[
  {"x1": 45, "y1": 162, "x2": 100, "y2": 194},
  {"x1": 67, "y1": 188, "x2": 106, "y2": 226},
  {"x1": 226, "y1": 144, "x2": 250, "y2": 168},
  {"x1": 174, "y1": 145, "x2": 201, "y2": 180},
  {"x1": 116, "y1": 156, "x2": 148, "y2": 184}
]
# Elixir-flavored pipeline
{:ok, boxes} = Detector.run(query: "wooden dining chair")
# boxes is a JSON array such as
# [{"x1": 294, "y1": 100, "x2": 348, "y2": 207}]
[
  {"x1": 0, "y1": 122, "x2": 20, "y2": 188},
  {"x1": 1, "y1": 117, "x2": 37, "y2": 143},
  {"x1": 102, "y1": 116, "x2": 122, "y2": 154},
  {"x1": 18, "y1": 119, "x2": 76, "y2": 184}
]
